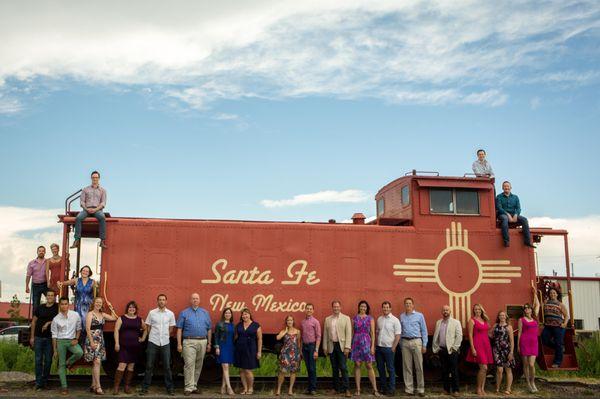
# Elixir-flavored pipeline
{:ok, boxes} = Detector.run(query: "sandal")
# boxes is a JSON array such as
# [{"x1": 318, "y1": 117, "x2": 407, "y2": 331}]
[
  {"x1": 374, "y1": 391, "x2": 381, "y2": 396},
  {"x1": 504, "y1": 390, "x2": 512, "y2": 395},
  {"x1": 95, "y1": 387, "x2": 105, "y2": 395}
]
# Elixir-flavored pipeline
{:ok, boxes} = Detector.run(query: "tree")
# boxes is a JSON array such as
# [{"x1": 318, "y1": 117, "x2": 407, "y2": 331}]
[{"x1": 7, "y1": 294, "x2": 26, "y2": 324}]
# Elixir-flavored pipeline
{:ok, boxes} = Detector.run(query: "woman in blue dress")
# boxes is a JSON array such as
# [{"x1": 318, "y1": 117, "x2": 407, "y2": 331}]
[
  {"x1": 215, "y1": 307, "x2": 235, "y2": 395},
  {"x1": 57, "y1": 265, "x2": 97, "y2": 332},
  {"x1": 234, "y1": 308, "x2": 262, "y2": 395}
]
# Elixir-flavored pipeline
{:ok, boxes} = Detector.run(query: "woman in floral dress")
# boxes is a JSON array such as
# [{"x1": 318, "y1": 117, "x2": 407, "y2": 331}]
[
  {"x1": 275, "y1": 315, "x2": 301, "y2": 396},
  {"x1": 351, "y1": 300, "x2": 379, "y2": 396},
  {"x1": 84, "y1": 297, "x2": 117, "y2": 394},
  {"x1": 490, "y1": 311, "x2": 515, "y2": 395}
]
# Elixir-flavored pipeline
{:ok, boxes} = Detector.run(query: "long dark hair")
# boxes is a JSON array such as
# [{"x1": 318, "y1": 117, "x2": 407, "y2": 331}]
[
  {"x1": 221, "y1": 307, "x2": 233, "y2": 322},
  {"x1": 357, "y1": 300, "x2": 371, "y2": 315}
]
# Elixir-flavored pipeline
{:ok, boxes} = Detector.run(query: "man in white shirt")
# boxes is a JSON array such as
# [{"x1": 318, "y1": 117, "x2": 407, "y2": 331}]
[
  {"x1": 51, "y1": 297, "x2": 83, "y2": 394},
  {"x1": 472, "y1": 149, "x2": 494, "y2": 177},
  {"x1": 375, "y1": 301, "x2": 401, "y2": 396},
  {"x1": 432, "y1": 305, "x2": 463, "y2": 396},
  {"x1": 140, "y1": 294, "x2": 176, "y2": 396}
]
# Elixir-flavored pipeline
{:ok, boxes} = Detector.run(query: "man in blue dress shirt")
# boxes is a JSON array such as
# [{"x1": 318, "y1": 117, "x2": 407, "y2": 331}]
[
  {"x1": 176, "y1": 293, "x2": 212, "y2": 395},
  {"x1": 399, "y1": 298, "x2": 428, "y2": 397},
  {"x1": 496, "y1": 181, "x2": 535, "y2": 248}
]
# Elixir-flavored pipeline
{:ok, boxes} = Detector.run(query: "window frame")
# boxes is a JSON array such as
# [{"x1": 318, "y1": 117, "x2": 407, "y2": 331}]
[
  {"x1": 429, "y1": 188, "x2": 480, "y2": 216},
  {"x1": 377, "y1": 198, "x2": 385, "y2": 217},
  {"x1": 401, "y1": 185, "x2": 410, "y2": 207}
]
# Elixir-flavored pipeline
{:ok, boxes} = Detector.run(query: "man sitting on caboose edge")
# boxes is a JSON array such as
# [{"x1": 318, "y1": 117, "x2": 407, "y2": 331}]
[
  {"x1": 71, "y1": 170, "x2": 107, "y2": 249},
  {"x1": 496, "y1": 181, "x2": 535, "y2": 248}
]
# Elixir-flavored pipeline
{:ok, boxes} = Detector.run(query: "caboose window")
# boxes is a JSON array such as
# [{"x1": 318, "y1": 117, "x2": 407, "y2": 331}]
[
  {"x1": 456, "y1": 190, "x2": 479, "y2": 214},
  {"x1": 401, "y1": 185, "x2": 410, "y2": 206},
  {"x1": 430, "y1": 188, "x2": 479, "y2": 215},
  {"x1": 430, "y1": 189, "x2": 454, "y2": 213},
  {"x1": 377, "y1": 198, "x2": 385, "y2": 216}
]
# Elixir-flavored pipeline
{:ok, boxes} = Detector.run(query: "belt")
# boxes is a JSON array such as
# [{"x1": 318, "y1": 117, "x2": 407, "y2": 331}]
[
  {"x1": 32, "y1": 282, "x2": 47, "y2": 285},
  {"x1": 402, "y1": 337, "x2": 421, "y2": 340},
  {"x1": 184, "y1": 336, "x2": 207, "y2": 340}
]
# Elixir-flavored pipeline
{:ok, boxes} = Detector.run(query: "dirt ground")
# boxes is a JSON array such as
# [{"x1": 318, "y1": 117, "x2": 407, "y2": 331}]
[{"x1": 1, "y1": 372, "x2": 599, "y2": 398}]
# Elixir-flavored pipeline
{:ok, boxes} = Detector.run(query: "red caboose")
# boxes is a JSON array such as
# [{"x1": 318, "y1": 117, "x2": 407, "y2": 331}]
[{"x1": 56, "y1": 171, "x2": 577, "y2": 375}]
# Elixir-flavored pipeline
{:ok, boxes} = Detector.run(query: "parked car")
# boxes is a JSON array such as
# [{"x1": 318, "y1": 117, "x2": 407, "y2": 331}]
[{"x1": 0, "y1": 325, "x2": 30, "y2": 343}]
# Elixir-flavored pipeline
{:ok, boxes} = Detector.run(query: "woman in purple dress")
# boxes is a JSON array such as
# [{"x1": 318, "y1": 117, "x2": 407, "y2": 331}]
[
  {"x1": 519, "y1": 283, "x2": 541, "y2": 393},
  {"x1": 351, "y1": 300, "x2": 379, "y2": 396},
  {"x1": 466, "y1": 303, "x2": 493, "y2": 396},
  {"x1": 113, "y1": 301, "x2": 147, "y2": 395}
]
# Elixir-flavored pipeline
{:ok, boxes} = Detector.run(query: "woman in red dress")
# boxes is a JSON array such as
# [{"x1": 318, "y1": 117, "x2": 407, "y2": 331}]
[
  {"x1": 45, "y1": 243, "x2": 69, "y2": 294},
  {"x1": 466, "y1": 303, "x2": 493, "y2": 396}
]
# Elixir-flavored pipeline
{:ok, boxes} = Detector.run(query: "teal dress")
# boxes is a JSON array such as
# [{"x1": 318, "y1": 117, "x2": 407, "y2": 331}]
[{"x1": 215, "y1": 322, "x2": 235, "y2": 364}]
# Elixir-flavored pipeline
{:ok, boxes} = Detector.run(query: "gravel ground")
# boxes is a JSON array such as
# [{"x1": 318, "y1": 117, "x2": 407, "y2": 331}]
[{"x1": 0, "y1": 372, "x2": 598, "y2": 398}]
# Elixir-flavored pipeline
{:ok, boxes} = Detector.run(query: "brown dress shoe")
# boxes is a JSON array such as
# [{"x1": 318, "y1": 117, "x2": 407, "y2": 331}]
[
  {"x1": 99, "y1": 240, "x2": 108, "y2": 249},
  {"x1": 70, "y1": 239, "x2": 80, "y2": 249}
]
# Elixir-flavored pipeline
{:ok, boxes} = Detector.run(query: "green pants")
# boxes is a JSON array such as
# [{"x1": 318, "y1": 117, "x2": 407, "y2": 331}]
[{"x1": 57, "y1": 339, "x2": 83, "y2": 388}]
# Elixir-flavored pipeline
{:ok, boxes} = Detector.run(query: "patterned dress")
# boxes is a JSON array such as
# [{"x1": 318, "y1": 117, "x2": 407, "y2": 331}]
[
  {"x1": 75, "y1": 277, "x2": 94, "y2": 331},
  {"x1": 492, "y1": 324, "x2": 515, "y2": 368},
  {"x1": 279, "y1": 332, "x2": 301, "y2": 373},
  {"x1": 84, "y1": 312, "x2": 106, "y2": 362},
  {"x1": 351, "y1": 314, "x2": 375, "y2": 362}
]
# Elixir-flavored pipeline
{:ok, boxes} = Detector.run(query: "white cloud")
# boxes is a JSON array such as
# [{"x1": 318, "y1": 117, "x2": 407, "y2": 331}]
[
  {"x1": 0, "y1": 1, "x2": 599, "y2": 111},
  {"x1": 0, "y1": 207, "x2": 98, "y2": 302},
  {"x1": 0, "y1": 93, "x2": 23, "y2": 114},
  {"x1": 531, "y1": 215, "x2": 600, "y2": 277},
  {"x1": 261, "y1": 189, "x2": 370, "y2": 208}
]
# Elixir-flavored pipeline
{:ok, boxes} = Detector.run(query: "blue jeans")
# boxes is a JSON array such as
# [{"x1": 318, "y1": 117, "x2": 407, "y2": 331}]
[
  {"x1": 498, "y1": 213, "x2": 532, "y2": 245},
  {"x1": 34, "y1": 337, "x2": 53, "y2": 388},
  {"x1": 143, "y1": 342, "x2": 174, "y2": 392},
  {"x1": 542, "y1": 325, "x2": 565, "y2": 366},
  {"x1": 74, "y1": 210, "x2": 106, "y2": 240},
  {"x1": 329, "y1": 342, "x2": 349, "y2": 392},
  {"x1": 31, "y1": 282, "x2": 48, "y2": 314},
  {"x1": 302, "y1": 342, "x2": 317, "y2": 392},
  {"x1": 375, "y1": 346, "x2": 396, "y2": 394}
]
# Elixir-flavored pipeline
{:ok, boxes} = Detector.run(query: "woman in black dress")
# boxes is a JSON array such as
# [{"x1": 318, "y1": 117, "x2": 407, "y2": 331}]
[
  {"x1": 490, "y1": 310, "x2": 515, "y2": 395},
  {"x1": 234, "y1": 308, "x2": 262, "y2": 395},
  {"x1": 113, "y1": 301, "x2": 147, "y2": 394}
]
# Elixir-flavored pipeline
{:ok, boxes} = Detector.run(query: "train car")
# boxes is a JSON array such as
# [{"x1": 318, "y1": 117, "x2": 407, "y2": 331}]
[{"x1": 55, "y1": 171, "x2": 578, "y2": 376}]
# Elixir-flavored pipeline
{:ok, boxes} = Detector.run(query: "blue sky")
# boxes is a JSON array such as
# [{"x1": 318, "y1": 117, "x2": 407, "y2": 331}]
[{"x1": 1, "y1": 1, "x2": 599, "y2": 301}]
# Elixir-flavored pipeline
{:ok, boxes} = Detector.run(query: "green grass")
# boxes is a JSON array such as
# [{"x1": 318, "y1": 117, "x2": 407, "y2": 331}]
[
  {"x1": 234, "y1": 353, "x2": 368, "y2": 377},
  {"x1": 536, "y1": 331, "x2": 600, "y2": 381},
  {"x1": 0, "y1": 340, "x2": 91, "y2": 375}
]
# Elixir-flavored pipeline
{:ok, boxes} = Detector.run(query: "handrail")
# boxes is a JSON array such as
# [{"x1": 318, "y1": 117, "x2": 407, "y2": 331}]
[
  {"x1": 404, "y1": 170, "x2": 440, "y2": 176},
  {"x1": 65, "y1": 189, "x2": 82, "y2": 213}
]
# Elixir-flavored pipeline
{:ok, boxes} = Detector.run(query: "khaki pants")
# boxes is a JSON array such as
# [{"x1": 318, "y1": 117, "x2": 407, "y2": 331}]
[
  {"x1": 401, "y1": 338, "x2": 424, "y2": 394},
  {"x1": 182, "y1": 339, "x2": 207, "y2": 392}
]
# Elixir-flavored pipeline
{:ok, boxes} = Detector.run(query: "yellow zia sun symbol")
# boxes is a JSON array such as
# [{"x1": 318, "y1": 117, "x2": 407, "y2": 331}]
[{"x1": 393, "y1": 222, "x2": 522, "y2": 327}]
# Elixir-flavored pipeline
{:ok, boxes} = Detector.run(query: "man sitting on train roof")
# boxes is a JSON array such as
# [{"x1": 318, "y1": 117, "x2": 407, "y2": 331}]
[
  {"x1": 71, "y1": 170, "x2": 107, "y2": 249},
  {"x1": 472, "y1": 148, "x2": 494, "y2": 178},
  {"x1": 496, "y1": 181, "x2": 535, "y2": 248}
]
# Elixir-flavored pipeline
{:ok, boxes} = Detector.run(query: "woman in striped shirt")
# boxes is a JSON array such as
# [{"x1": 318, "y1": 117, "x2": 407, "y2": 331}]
[{"x1": 541, "y1": 287, "x2": 569, "y2": 368}]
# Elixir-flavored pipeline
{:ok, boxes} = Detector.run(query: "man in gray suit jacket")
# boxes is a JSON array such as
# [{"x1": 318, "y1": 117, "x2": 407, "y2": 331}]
[{"x1": 323, "y1": 300, "x2": 352, "y2": 397}]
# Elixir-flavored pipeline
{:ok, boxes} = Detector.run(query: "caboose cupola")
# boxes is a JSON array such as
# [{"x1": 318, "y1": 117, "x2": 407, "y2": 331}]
[{"x1": 375, "y1": 170, "x2": 496, "y2": 229}]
